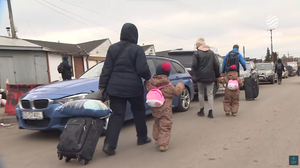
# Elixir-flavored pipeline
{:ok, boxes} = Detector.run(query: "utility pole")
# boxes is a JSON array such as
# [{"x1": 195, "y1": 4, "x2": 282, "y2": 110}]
[
  {"x1": 243, "y1": 46, "x2": 245, "y2": 58},
  {"x1": 7, "y1": 0, "x2": 17, "y2": 38},
  {"x1": 268, "y1": 29, "x2": 274, "y2": 62}
]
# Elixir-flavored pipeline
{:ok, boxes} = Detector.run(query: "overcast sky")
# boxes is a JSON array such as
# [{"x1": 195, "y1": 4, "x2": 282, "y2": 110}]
[{"x1": 0, "y1": 0, "x2": 300, "y2": 58}]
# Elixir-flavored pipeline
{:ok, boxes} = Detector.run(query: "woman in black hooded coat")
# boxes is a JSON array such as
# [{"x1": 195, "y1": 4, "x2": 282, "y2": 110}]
[
  {"x1": 275, "y1": 58, "x2": 285, "y2": 85},
  {"x1": 98, "y1": 23, "x2": 152, "y2": 155}
]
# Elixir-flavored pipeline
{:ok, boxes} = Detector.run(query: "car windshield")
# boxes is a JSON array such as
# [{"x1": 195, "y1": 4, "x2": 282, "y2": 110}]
[
  {"x1": 239, "y1": 63, "x2": 251, "y2": 70},
  {"x1": 256, "y1": 64, "x2": 273, "y2": 70},
  {"x1": 79, "y1": 62, "x2": 104, "y2": 79}
]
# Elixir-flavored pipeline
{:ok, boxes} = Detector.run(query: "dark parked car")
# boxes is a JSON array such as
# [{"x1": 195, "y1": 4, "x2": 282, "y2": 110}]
[
  {"x1": 167, "y1": 50, "x2": 225, "y2": 100},
  {"x1": 285, "y1": 65, "x2": 295, "y2": 77},
  {"x1": 15, "y1": 55, "x2": 194, "y2": 133}
]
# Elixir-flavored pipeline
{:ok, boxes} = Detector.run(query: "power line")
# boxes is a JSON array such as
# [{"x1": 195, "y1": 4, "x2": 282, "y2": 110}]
[
  {"x1": 35, "y1": 0, "x2": 175, "y2": 49},
  {"x1": 59, "y1": 0, "x2": 188, "y2": 41},
  {"x1": 32, "y1": 0, "x2": 122, "y2": 53},
  {"x1": 42, "y1": 0, "x2": 120, "y2": 38},
  {"x1": 58, "y1": 1, "x2": 175, "y2": 49},
  {"x1": 19, "y1": 0, "x2": 35, "y2": 36},
  {"x1": 31, "y1": 0, "x2": 175, "y2": 50},
  {"x1": 168, "y1": 0, "x2": 263, "y2": 30},
  {"x1": 34, "y1": 0, "x2": 117, "y2": 37},
  {"x1": 162, "y1": 1, "x2": 268, "y2": 50}
]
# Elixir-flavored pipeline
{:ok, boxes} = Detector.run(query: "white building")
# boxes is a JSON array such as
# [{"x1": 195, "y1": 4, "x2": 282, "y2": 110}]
[{"x1": 25, "y1": 38, "x2": 111, "y2": 82}]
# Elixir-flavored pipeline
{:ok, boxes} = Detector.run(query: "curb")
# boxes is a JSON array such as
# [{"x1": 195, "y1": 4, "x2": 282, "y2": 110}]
[{"x1": 0, "y1": 115, "x2": 18, "y2": 123}]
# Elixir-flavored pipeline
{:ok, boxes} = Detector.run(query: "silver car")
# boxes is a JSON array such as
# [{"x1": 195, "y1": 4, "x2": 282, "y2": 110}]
[{"x1": 256, "y1": 62, "x2": 277, "y2": 84}]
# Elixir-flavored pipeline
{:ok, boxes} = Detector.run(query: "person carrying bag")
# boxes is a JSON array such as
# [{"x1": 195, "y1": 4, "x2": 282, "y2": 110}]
[{"x1": 98, "y1": 23, "x2": 152, "y2": 156}]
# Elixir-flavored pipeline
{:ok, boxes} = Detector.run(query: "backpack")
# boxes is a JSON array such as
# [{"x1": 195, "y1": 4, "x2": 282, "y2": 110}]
[
  {"x1": 277, "y1": 63, "x2": 282, "y2": 71},
  {"x1": 225, "y1": 51, "x2": 239, "y2": 73},
  {"x1": 57, "y1": 62, "x2": 64, "y2": 73},
  {"x1": 227, "y1": 79, "x2": 239, "y2": 90},
  {"x1": 146, "y1": 83, "x2": 172, "y2": 107}
]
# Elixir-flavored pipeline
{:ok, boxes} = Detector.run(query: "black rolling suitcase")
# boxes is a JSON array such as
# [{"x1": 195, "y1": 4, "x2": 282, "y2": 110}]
[
  {"x1": 57, "y1": 117, "x2": 104, "y2": 165},
  {"x1": 244, "y1": 77, "x2": 259, "y2": 100}
]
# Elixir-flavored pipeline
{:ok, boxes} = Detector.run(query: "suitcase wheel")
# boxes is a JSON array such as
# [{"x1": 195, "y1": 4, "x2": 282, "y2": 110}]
[
  {"x1": 82, "y1": 159, "x2": 89, "y2": 165},
  {"x1": 65, "y1": 157, "x2": 71, "y2": 163},
  {"x1": 77, "y1": 157, "x2": 81, "y2": 162},
  {"x1": 58, "y1": 154, "x2": 63, "y2": 160}
]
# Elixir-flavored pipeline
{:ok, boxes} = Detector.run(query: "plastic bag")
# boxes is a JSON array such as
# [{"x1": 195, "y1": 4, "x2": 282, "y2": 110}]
[{"x1": 55, "y1": 99, "x2": 112, "y2": 118}]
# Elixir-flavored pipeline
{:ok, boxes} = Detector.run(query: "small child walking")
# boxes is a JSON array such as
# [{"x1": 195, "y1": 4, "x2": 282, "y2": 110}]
[
  {"x1": 145, "y1": 62, "x2": 184, "y2": 152},
  {"x1": 217, "y1": 65, "x2": 243, "y2": 116}
]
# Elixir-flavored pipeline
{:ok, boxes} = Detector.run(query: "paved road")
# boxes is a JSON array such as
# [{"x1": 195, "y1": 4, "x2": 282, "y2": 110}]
[{"x1": 1, "y1": 77, "x2": 300, "y2": 168}]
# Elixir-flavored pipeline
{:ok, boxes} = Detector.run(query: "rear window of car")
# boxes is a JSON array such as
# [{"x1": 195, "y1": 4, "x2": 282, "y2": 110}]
[
  {"x1": 168, "y1": 55, "x2": 192, "y2": 68},
  {"x1": 168, "y1": 51, "x2": 223, "y2": 70},
  {"x1": 167, "y1": 51, "x2": 194, "y2": 68}
]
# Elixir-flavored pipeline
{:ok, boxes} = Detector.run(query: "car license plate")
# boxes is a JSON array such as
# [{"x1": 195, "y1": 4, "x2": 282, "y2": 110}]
[
  {"x1": 22, "y1": 112, "x2": 43, "y2": 120},
  {"x1": 259, "y1": 76, "x2": 264, "y2": 79}
]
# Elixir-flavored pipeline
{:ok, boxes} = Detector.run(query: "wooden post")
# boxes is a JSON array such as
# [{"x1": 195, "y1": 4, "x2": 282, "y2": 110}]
[{"x1": 7, "y1": 0, "x2": 17, "y2": 38}]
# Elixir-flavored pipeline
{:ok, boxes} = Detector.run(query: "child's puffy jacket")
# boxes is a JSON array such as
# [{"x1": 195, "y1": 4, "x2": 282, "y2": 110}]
[
  {"x1": 217, "y1": 71, "x2": 244, "y2": 91},
  {"x1": 145, "y1": 74, "x2": 184, "y2": 118}
]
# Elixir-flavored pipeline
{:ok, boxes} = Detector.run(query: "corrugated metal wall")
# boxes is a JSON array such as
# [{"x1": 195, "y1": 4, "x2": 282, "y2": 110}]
[{"x1": 0, "y1": 50, "x2": 49, "y2": 89}]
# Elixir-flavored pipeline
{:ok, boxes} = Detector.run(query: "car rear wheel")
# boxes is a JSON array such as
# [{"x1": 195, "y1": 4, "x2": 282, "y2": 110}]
[{"x1": 175, "y1": 87, "x2": 191, "y2": 112}]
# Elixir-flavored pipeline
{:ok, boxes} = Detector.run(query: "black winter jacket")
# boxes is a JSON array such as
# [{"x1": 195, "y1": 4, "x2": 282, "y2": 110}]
[
  {"x1": 192, "y1": 45, "x2": 220, "y2": 83},
  {"x1": 99, "y1": 23, "x2": 151, "y2": 98},
  {"x1": 62, "y1": 56, "x2": 72, "y2": 78},
  {"x1": 275, "y1": 63, "x2": 285, "y2": 74}
]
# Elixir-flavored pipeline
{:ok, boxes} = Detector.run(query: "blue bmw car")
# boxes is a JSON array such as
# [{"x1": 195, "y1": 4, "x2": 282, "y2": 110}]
[{"x1": 15, "y1": 55, "x2": 194, "y2": 132}]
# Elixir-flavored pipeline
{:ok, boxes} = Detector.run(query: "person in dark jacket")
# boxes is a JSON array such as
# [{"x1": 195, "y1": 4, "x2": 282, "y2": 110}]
[
  {"x1": 61, "y1": 56, "x2": 72, "y2": 80},
  {"x1": 99, "y1": 23, "x2": 152, "y2": 155},
  {"x1": 222, "y1": 45, "x2": 247, "y2": 77},
  {"x1": 275, "y1": 58, "x2": 285, "y2": 85},
  {"x1": 192, "y1": 37, "x2": 220, "y2": 118}
]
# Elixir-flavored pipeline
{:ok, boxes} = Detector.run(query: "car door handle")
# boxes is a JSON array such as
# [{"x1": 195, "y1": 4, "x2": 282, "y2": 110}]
[{"x1": 175, "y1": 76, "x2": 179, "y2": 79}]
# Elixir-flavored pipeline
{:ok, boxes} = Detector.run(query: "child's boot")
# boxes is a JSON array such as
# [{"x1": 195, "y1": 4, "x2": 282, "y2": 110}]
[
  {"x1": 232, "y1": 113, "x2": 237, "y2": 117},
  {"x1": 159, "y1": 145, "x2": 168, "y2": 152},
  {"x1": 225, "y1": 111, "x2": 230, "y2": 116}
]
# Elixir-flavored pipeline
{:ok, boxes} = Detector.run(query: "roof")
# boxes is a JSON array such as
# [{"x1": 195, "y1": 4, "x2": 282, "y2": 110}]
[
  {"x1": 155, "y1": 50, "x2": 171, "y2": 57},
  {"x1": 141, "y1": 44, "x2": 153, "y2": 51},
  {"x1": 24, "y1": 38, "x2": 108, "y2": 56},
  {"x1": 25, "y1": 39, "x2": 81, "y2": 54},
  {"x1": 77, "y1": 39, "x2": 108, "y2": 52},
  {"x1": 0, "y1": 36, "x2": 45, "y2": 51}
]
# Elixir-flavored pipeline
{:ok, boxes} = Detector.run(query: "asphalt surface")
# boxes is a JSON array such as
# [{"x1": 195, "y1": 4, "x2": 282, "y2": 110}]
[{"x1": 1, "y1": 77, "x2": 300, "y2": 168}]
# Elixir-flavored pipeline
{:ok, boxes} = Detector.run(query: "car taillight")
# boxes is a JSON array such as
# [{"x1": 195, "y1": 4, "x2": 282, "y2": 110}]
[{"x1": 190, "y1": 75, "x2": 192, "y2": 80}]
